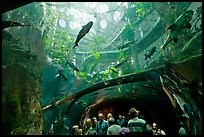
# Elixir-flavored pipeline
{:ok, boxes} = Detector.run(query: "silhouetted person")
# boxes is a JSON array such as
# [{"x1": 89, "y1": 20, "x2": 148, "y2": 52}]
[
  {"x1": 71, "y1": 125, "x2": 79, "y2": 135},
  {"x1": 107, "y1": 118, "x2": 121, "y2": 135},
  {"x1": 96, "y1": 113, "x2": 109, "y2": 135},
  {"x1": 152, "y1": 122, "x2": 166, "y2": 135},
  {"x1": 107, "y1": 113, "x2": 113, "y2": 123},
  {"x1": 117, "y1": 113, "x2": 127, "y2": 127},
  {"x1": 127, "y1": 108, "x2": 152, "y2": 135},
  {"x1": 84, "y1": 118, "x2": 97, "y2": 135},
  {"x1": 92, "y1": 117, "x2": 97, "y2": 131},
  {"x1": 178, "y1": 121, "x2": 187, "y2": 135}
]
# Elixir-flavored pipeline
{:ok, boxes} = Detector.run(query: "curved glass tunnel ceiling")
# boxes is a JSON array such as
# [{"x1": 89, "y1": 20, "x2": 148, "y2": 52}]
[
  {"x1": 52, "y1": 2, "x2": 127, "y2": 51},
  {"x1": 2, "y1": 2, "x2": 202, "y2": 135}
]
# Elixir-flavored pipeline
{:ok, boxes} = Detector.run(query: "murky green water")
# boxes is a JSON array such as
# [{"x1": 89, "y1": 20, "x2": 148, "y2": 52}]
[{"x1": 2, "y1": 2, "x2": 202, "y2": 135}]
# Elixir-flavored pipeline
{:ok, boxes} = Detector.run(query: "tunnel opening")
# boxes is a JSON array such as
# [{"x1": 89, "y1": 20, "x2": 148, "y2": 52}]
[{"x1": 81, "y1": 97, "x2": 181, "y2": 135}]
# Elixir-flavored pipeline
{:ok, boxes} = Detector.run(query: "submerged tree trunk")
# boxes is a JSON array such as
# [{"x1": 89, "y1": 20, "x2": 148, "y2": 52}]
[{"x1": 2, "y1": 27, "x2": 47, "y2": 135}]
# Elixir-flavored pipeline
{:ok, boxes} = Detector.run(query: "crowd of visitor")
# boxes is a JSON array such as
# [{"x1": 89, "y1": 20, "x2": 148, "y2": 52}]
[{"x1": 71, "y1": 107, "x2": 169, "y2": 135}]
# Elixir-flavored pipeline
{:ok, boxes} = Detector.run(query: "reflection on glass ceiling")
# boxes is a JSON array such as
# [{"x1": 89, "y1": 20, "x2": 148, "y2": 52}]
[{"x1": 47, "y1": 2, "x2": 128, "y2": 52}]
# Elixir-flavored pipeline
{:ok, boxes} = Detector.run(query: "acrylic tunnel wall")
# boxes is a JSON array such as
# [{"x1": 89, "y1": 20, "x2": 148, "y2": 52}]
[{"x1": 2, "y1": 2, "x2": 202, "y2": 135}]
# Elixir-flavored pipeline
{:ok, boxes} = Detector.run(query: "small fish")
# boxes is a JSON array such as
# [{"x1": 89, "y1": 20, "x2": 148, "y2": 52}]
[
  {"x1": 76, "y1": 100, "x2": 84, "y2": 105},
  {"x1": 176, "y1": 10, "x2": 194, "y2": 24},
  {"x1": 76, "y1": 100, "x2": 86, "y2": 106},
  {"x1": 55, "y1": 70, "x2": 68, "y2": 81},
  {"x1": 2, "y1": 21, "x2": 30, "y2": 30},
  {"x1": 161, "y1": 10, "x2": 194, "y2": 51},
  {"x1": 92, "y1": 92, "x2": 101, "y2": 96},
  {"x1": 65, "y1": 60, "x2": 80, "y2": 72},
  {"x1": 144, "y1": 46, "x2": 156, "y2": 60},
  {"x1": 139, "y1": 84, "x2": 159, "y2": 91},
  {"x1": 114, "y1": 59, "x2": 127, "y2": 68},
  {"x1": 108, "y1": 67, "x2": 118, "y2": 74},
  {"x1": 73, "y1": 21, "x2": 93, "y2": 48}
]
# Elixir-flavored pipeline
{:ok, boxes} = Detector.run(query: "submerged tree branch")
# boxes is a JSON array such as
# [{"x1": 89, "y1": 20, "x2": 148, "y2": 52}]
[{"x1": 42, "y1": 66, "x2": 165, "y2": 112}]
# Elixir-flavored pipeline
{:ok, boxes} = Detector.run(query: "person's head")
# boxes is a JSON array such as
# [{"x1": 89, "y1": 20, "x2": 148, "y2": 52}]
[
  {"x1": 86, "y1": 118, "x2": 92, "y2": 127},
  {"x1": 98, "y1": 113, "x2": 104, "y2": 122},
  {"x1": 92, "y1": 117, "x2": 97, "y2": 125},
  {"x1": 118, "y1": 114, "x2": 123, "y2": 119},
  {"x1": 128, "y1": 108, "x2": 140, "y2": 119},
  {"x1": 72, "y1": 125, "x2": 79, "y2": 135},
  {"x1": 108, "y1": 118, "x2": 116, "y2": 126},
  {"x1": 152, "y1": 123, "x2": 157, "y2": 130},
  {"x1": 107, "y1": 113, "x2": 113, "y2": 120},
  {"x1": 78, "y1": 128, "x2": 83, "y2": 135}
]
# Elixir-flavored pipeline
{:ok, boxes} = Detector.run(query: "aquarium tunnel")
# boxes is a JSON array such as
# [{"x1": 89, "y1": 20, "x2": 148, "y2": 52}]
[{"x1": 2, "y1": 2, "x2": 202, "y2": 135}]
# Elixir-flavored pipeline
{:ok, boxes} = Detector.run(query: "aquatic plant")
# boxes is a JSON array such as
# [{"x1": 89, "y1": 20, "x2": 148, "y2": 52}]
[
  {"x1": 44, "y1": 29, "x2": 72, "y2": 66},
  {"x1": 118, "y1": 50, "x2": 129, "y2": 62},
  {"x1": 76, "y1": 71, "x2": 88, "y2": 79},
  {"x1": 90, "y1": 50, "x2": 100, "y2": 60}
]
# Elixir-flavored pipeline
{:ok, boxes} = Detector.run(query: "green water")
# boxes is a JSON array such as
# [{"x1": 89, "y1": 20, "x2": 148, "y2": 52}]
[{"x1": 2, "y1": 2, "x2": 202, "y2": 135}]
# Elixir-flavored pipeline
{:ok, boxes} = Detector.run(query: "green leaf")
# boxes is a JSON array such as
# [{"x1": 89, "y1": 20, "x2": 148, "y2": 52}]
[
  {"x1": 76, "y1": 71, "x2": 87, "y2": 78},
  {"x1": 89, "y1": 64, "x2": 95, "y2": 72},
  {"x1": 90, "y1": 50, "x2": 100, "y2": 60}
]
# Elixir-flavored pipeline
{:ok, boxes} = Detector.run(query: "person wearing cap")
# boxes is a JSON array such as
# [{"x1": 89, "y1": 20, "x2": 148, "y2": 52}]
[
  {"x1": 107, "y1": 118, "x2": 121, "y2": 135},
  {"x1": 96, "y1": 113, "x2": 109, "y2": 135},
  {"x1": 127, "y1": 108, "x2": 153, "y2": 135}
]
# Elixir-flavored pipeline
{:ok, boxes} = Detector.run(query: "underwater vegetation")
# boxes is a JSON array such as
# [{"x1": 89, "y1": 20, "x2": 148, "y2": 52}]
[{"x1": 2, "y1": 2, "x2": 202, "y2": 135}]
